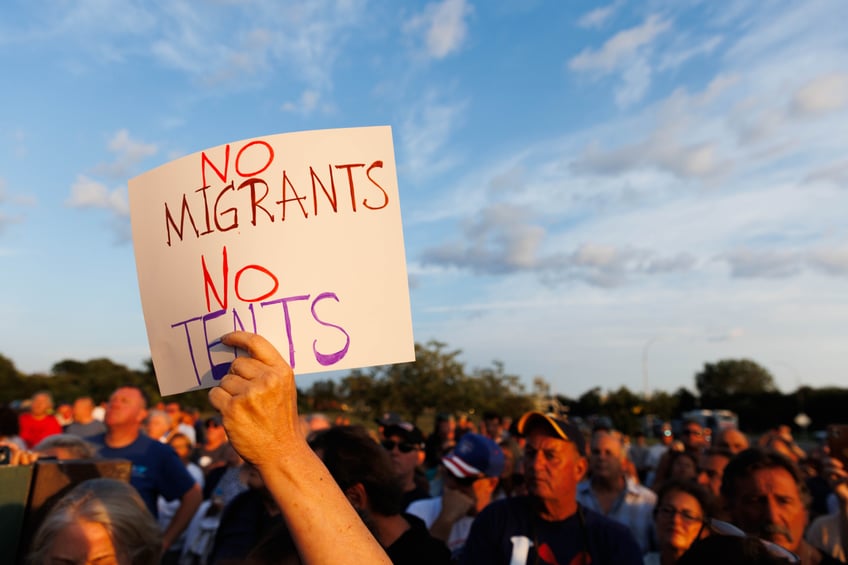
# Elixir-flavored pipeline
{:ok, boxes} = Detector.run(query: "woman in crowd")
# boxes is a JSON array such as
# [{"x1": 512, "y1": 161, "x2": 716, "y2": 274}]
[
  {"x1": 644, "y1": 479, "x2": 714, "y2": 565},
  {"x1": 28, "y1": 478, "x2": 162, "y2": 565}
]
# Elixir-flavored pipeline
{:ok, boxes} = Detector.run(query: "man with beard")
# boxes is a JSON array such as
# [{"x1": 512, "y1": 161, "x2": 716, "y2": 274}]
[
  {"x1": 722, "y1": 447, "x2": 842, "y2": 564},
  {"x1": 461, "y1": 412, "x2": 642, "y2": 565}
]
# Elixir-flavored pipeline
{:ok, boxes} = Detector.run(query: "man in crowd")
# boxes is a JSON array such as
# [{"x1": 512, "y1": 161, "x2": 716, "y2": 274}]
[
  {"x1": 19, "y1": 391, "x2": 62, "y2": 448},
  {"x1": 194, "y1": 414, "x2": 241, "y2": 498},
  {"x1": 381, "y1": 420, "x2": 430, "y2": 508},
  {"x1": 721, "y1": 447, "x2": 842, "y2": 564},
  {"x1": 680, "y1": 419, "x2": 707, "y2": 455},
  {"x1": 407, "y1": 432, "x2": 504, "y2": 557},
  {"x1": 310, "y1": 425, "x2": 451, "y2": 564},
  {"x1": 577, "y1": 429, "x2": 657, "y2": 553},
  {"x1": 165, "y1": 401, "x2": 197, "y2": 445},
  {"x1": 90, "y1": 386, "x2": 202, "y2": 553},
  {"x1": 715, "y1": 427, "x2": 750, "y2": 454},
  {"x1": 644, "y1": 422, "x2": 675, "y2": 488},
  {"x1": 482, "y1": 411, "x2": 507, "y2": 443},
  {"x1": 697, "y1": 446, "x2": 732, "y2": 500},
  {"x1": 64, "y1": 396, "x2": 106, "y2": 439},
  {"x1": 461, "y1": 411, "x2": 642, "y2": 564}
]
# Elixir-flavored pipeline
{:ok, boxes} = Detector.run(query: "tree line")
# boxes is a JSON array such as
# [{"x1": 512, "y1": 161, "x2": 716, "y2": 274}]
[{"x1": 2, "y1": 343, "x2": 846, "y2": 435}]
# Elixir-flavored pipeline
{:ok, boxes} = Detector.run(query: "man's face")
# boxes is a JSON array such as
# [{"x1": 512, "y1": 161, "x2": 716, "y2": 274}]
[
  {"x1": 523, "y1": 428, "x2": 586, "y2": 503},
  {"x1": 72, "y1": 398, "x2": 93, "y2": 421},
  {"x1": 383, "y1": 434, "x2": 421, "y2": 479},
  {"x1": 680, "y1": 423, "x2": 705, "y2": 450},
  {"x1": 31, "y1": 393, "x2": 51, "y2": 417},
  {"x1": 165, "y1": 403, "x2": 182, "y2": 426},
  {"x1": 443, "y1": 470, "x2": 498, "y2": 514},
  {"x1": 145, "y1": 414, "x2": 170, "y2": 440},
  {"x1": 697, "y1": 454, "x2": 729, "y2": 497},
  {"x1": 728, "y1": 467, "x2": 807, "y2": 552},
  {"x1": 105, "y1": 388, "x2": 146, "y2": 429},
  {"x1": 589, "y1": 433, "x2": 624, "y2": 481}
]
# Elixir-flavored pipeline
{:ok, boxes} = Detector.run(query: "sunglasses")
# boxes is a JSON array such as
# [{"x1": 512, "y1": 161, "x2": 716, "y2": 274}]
[
  {"x1": 708, "y1": 519, "x2": 800, "y2": 564},
  {"x1": 381, "y1": 439, "x2": 418, "y2": 453}
]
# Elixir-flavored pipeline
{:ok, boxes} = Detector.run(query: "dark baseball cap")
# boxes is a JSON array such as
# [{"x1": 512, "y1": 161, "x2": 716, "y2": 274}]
[
  {"x1": 517, "y1": 411, "x2": 586, "y2": 455},
  {"x1": 383, "y1": 421, "x2": 424, "y2": 446}
]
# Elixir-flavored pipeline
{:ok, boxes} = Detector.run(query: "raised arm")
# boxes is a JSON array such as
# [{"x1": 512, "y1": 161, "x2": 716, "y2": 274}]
[{"x1": 208, "y1": 331, "x2": 391, "y2": 565}]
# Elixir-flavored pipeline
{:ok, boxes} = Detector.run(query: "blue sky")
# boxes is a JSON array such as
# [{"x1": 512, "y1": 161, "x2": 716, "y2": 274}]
[{"x1": 2, "y1": 0, "x2": 847, "y2": 398}]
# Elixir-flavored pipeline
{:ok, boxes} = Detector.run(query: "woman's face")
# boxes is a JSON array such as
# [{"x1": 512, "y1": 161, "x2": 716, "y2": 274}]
[
  {"x1": 655, "y1": 490, "x2": 705, "y2": 553},
  {"x1": 46, "y1": 519, "x2": 126, "y2": 565}
]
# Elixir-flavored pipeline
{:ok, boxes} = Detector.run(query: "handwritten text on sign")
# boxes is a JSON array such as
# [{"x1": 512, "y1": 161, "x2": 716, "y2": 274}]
[{"x1": 129, "y1": 127, "x2": 414, "y2": 396}]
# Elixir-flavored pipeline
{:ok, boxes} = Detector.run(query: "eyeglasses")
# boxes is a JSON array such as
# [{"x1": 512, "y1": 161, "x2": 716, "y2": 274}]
[
  {"x1": 381, "y1": 439, "x2": 418, "y2": 453},
  {"x1": 655, "y1": 505, "x2": 704, "y2": 525},
  {"x1": 682, "y1": 429, "x2": 702, "y2": 437},
  {"x1": 709, "y1": 519, "x2": 800, "y2": 564}
]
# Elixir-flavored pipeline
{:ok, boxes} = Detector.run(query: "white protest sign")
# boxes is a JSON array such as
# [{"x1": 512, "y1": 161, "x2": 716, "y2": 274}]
[{"x1": 129, "y1": 126, "x2": 414, "y2": 396}]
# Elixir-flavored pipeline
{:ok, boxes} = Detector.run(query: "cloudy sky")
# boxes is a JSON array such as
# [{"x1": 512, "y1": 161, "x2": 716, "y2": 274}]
[{"x1": 1, "y1": 0, "x2": 847, "y2": 398}]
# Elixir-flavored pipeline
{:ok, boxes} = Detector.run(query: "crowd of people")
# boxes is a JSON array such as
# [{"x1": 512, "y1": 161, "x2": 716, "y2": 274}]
[{"x1": 2, "y1": 331, "x2": 848, "y2": 564}]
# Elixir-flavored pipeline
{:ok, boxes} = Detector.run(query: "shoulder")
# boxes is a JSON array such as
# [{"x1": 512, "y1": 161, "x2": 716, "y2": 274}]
[
  {"x1": 407, "y1": 497, "x2": 441, "y2": 519},
  {"x1": 625, "y1": 478, "x2": 657, "y2": 501},
  {"x1": 583, "y1": 507, "x2": 638, "y2": 536}
]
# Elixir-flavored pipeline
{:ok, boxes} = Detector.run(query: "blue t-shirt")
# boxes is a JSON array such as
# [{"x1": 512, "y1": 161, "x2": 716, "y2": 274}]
[
  {"x1": 460, "y1": 496, "x2": 643, "y2": 565},
  {"x1": 90, "y1": 433, "x2": 196, "y2": 517}
]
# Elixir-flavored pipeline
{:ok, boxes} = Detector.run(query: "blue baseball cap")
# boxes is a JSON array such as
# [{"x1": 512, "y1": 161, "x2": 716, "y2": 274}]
[{"x1": 442, "y1": 433, "x2": 505, "y2": 479}]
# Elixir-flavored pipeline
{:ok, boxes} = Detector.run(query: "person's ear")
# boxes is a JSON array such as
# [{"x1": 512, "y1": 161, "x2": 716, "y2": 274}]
[
  {"x1": 417, "y1": 449, "x2": 425, "y2": 466},
  {"x1": 574, "y1": 456, "x2": 588, "y2": 482},
  {"x1": 344, "y1": 483, "x2": 368, "y2": 511}
]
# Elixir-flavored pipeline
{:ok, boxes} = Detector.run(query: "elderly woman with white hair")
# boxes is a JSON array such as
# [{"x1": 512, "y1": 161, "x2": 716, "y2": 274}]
[{"x1": 28, "y1": 478, "x2": 162, "y2": 565}]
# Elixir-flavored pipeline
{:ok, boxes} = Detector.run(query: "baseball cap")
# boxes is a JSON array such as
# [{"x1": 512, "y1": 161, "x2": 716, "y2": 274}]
[
  {"x1": 442, "y1": 433, "x2": 505, "y2": 479},
  {"x1": 375, "y1": 411, "x2": 404, "y2": 427},
  {"x1": 383, "y1": 421, "x2": 424, "y2": 446},
  {"x1": 517, "y1": 411, "x2": 586, "y2": 456}
]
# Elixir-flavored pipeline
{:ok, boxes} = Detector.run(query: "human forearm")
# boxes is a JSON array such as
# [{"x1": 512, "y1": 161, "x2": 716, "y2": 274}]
[
  {"x1": 162, "y1": 483, "x2": 202, "y2": 551},
  {"x1": 257, "y1": 442, "x2": 391, "y2": 565}
]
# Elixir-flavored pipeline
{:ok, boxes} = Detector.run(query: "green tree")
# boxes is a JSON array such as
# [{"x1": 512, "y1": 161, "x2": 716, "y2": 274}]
[{"x1": 695, "y1": 359, "x2": 776, "y2": 406}]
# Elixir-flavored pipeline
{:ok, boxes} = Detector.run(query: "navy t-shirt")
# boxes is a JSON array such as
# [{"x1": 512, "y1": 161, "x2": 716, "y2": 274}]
[
  {"x1": 461, "y1": 497, "x2": 643, "y2": 565},
  {"x1": 90, "y1": 433, "x2": 196, "y2": 517}
]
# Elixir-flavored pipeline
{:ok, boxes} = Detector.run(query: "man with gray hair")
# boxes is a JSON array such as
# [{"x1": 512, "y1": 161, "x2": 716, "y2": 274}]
[{"x1": 577, "y1": 429, "x2": 657, "y2": 553}]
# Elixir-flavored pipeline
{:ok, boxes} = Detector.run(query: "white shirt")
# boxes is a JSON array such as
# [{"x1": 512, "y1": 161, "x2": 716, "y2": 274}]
[{"x1": 406, "y1": 497, "x2": 474, "y2": 554}]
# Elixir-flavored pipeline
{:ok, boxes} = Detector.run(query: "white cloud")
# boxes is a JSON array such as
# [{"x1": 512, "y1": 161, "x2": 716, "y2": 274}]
[
  {"x1": 404, "y1": 0, "x2": 472, "y2": 60},
  {"x1": 577, "y1": 3, "x2": 619, "y2": 29},
  {"x1": 721, "y1": 249, "x2": 803, "y2": 279},
  {"x1": 790, "y1": 72, "x2": 848, "y2": 117},
  {"x1": 66, "y1": 175, "x2": 129, "y2": 217},
  {"x1": 281, "y1": 89, "x2": 323, "y2": 115},
  {"x1": 804, "y1": 159, "x2": 848, "y2": 186},
  {"x1": 569, "y1": 14, "x2": 670, "y2": 73},
  {"x1": 92, "y1": 129, "x2": 158, "y2": 179},
  {"x1": 658, "y1": 35, "x2": 722, "y2": 71},
  {"x1": 807, "y1": 247, "x2": 848, "y2": 276},
  {"x1": 399, "y1": 93, "x2": 467, "y2": 178}
]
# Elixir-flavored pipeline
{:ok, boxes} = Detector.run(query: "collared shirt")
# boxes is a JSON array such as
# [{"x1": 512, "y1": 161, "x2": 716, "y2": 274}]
[{"x1": 576, "y1": 476, "x2": 657, "y2": 553}]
